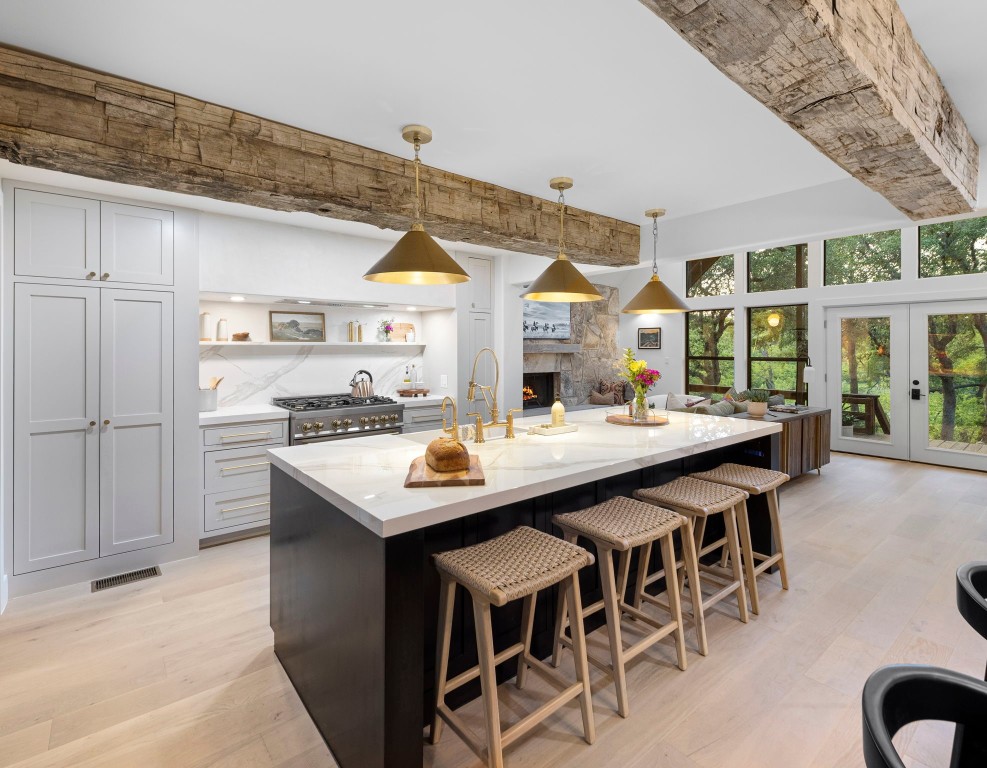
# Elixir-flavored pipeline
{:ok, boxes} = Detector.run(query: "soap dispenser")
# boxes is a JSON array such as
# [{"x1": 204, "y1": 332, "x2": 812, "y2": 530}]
[{"x1": 551, "y1": 393, "x2": 565, "y2": 428}]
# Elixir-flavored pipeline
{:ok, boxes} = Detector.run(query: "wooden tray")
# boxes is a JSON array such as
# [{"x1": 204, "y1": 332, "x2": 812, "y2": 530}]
[
  {"x1": 605, "y1": 413, "x2": 670, "y2": 427},
  {"x1": 404, "y1": 455, "x2": 485, "y2": 487},
  {"x1": 396, "y1": 387, "x2": 430, "y2": 397}
]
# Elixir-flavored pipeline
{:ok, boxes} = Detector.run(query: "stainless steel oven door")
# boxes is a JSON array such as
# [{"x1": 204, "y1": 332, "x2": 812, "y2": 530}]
[{"x1": 292, "y1": 425, "x2": 403, "y2": 445}]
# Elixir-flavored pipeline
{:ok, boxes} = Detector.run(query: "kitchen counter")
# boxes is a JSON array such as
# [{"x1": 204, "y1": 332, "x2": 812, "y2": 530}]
[
  {"x1": 267, "y1": 408, "x2": 781, "y2": 537},
  {"x1": 391, "y1": 392, "x2": 447, "y2": 406},
  {"x1": 269, "y1": 407, "x2": 783, "y2": 768},
  {"x1": 198, "y1": 403, "x2": 288, "y2": 426}
]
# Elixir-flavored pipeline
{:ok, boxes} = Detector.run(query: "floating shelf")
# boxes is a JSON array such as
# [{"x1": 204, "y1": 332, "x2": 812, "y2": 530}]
[{"x1": 199, "y1": 341, "x2": 425, "y2": 348}]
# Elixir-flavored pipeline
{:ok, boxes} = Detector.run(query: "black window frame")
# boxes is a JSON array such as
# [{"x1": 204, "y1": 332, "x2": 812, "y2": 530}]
[
  {"x1": 685, "y1": 308, "x2": 735, "y2": 398},
  {"x1": 746, "y1": 303, "x2": 809, "y2": 405}
]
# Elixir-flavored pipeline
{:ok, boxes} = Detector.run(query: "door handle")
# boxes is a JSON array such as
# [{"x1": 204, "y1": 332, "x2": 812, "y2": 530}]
[{"x1": 911, "y1": 379, "x2": 924, "y2": 400}]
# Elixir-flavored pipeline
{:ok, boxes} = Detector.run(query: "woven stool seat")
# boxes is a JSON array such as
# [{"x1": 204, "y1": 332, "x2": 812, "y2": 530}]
[
  {"x1": 433, "y1": 526, "x2": 593, "y2": 607},
  {"x1": 634, "y1": 476, "x2": 748, "y2": 517},
  {"x1": 553, "y1": 496, "x2": 683, "y2": 551},
  {"x1": 691, "y1": 463, "x2": 789, "y2": 494}
]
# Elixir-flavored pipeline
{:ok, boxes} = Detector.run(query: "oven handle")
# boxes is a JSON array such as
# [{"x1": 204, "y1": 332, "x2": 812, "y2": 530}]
[{"x1": 292, "y1": 426, "x2": 403, "y2": 444}]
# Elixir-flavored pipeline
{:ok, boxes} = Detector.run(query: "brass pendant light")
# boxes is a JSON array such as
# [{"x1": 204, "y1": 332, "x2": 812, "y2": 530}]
[
  {"x1": 621, "y1": 208, "x2": 688, "y2": 314},
  {"x1": 521, "y1": 178, "x2": 603, "y2": 303},
  {"x1": 363, "y1": 125, "x2": 470, "y2": 285}
]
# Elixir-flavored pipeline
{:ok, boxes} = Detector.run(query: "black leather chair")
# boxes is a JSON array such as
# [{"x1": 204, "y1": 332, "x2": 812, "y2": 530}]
[
  {"x1": 957, "y1": 561, "x2": 987, "y2": 678},
  {"x1": 862, "y1": 665, "x2": 987, "y2": 768}
]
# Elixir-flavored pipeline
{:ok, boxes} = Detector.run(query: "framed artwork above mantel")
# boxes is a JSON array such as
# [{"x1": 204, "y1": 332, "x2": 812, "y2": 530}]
[{"x1": 638, "y1": 327, "x2": 661, "y2": 349}]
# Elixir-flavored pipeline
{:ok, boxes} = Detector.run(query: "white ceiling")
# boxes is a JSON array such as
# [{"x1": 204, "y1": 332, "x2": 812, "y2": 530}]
[{"x1": 0, "y1": 0, "x2": 982, "y2": 252}]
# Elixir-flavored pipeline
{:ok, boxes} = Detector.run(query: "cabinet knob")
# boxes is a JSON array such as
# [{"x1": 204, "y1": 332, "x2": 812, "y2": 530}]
[
  {"x1": 101, "y1": 273, "x2": 110, "y2": 281},
  {"x1": 86, "y1": 271, "x2": 97, "y2": 279},
  {"x1": 89, "y1": 420, "x2": 96, "y2": 427},
  {"x1": 103, "y1": 419, "x2": 111, "y2": 426}
]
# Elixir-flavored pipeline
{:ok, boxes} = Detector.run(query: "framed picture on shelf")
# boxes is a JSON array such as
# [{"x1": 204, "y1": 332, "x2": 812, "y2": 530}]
[
  {"x1": 269, "y1": 311, "x2": 326, "y2": 342},
  {"x1": 637, "y1": 327, "x2": 661, "y2": 349}
]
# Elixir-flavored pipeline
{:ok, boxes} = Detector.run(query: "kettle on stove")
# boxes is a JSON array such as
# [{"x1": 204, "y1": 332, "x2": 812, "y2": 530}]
[{"x1": 349, "y1": 370, "x2": 374, "y2": 398}]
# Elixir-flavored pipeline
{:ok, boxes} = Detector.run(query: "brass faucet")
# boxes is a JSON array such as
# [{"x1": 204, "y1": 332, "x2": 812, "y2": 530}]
[
  {"x1": 506, "y1": 408, "x2": 522, "y2": 439},
  {"x1": 466, "y1": 346, "x2": 510, "y2": 442},
  {"x1": 440, "y1": 396, "x2": 459, "y2": 437}
]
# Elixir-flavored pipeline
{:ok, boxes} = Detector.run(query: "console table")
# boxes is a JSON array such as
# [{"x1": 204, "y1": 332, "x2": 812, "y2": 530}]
[{"x1": 733, "y1": 407, "x2": 830, "y2": 478}]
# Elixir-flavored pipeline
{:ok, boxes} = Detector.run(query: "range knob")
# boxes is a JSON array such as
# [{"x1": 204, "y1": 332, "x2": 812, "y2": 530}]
[
  {"x1": 301, "y1": 422, "x2": 314, "y2": 433},
  {"x1": 371, "y1": 415, "x2": 381, "y2": 424},
  {"x1": 342, "y1": 418, "x2": 353, "y2": 428},
  {"x1": 314, "y1": 421, "x2": 324, "y2": 431},
  {"x1": 359, "y1": 416, "x2": 369, "y2": 426},
  {"x1": 390, "y1": 413, "x2": 399, "y2": 422},
  {"x1": 331, "y1": 419, "x2": 342, "y2": 430}
]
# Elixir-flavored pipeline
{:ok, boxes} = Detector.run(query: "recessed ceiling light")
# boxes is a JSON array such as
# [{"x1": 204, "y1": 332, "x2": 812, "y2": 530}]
[
  {"x1": 406, "y1": 306, "x2": 417, "y2": 311},
  {"x1": 363, "y1": 304, "x2": 376, "y2": 308},
  {"x1": 230, "y1": 295, "x2": 245, "y2": 302},
  {"x1": 297, "y1": 300, "x2": 312, "y2": 304}
]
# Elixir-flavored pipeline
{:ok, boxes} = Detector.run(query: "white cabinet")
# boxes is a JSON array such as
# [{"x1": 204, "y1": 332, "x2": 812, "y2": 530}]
[
  {"x1": 99, "y1": 290, "x2": 174, "y2": 556},
  {"x1": 100, "y1": 202, "x2": 174, "y2": 285},
  {"x1": 14, "y1": 189, "x2": 100, "y2": 281},
  {"x1": 13, "y1": 284, "x2": 101, "y2": 573},
  {"x1": 468, "y1": 255, "x2": 493, "y2": 312},
  {"x1": 404, "y1": 404, "x2": 445, "y2": 434},
  {"x1": 12, "y1": 284, "x2": 174, "y2": 573},
  {"x1": 13, "y1": 188, "x2": 174, "y2": 286}
]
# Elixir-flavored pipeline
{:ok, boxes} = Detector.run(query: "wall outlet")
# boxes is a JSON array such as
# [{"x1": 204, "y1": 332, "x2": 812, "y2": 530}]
[{"x1": 440, "y1": 374, "x2": 448, "y2": 388}]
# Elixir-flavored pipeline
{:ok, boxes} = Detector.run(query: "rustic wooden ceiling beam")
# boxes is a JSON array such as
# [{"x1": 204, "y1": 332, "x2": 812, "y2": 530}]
[
  {"x1": 0, "y1": 46, "x2": 639, "y2": 266},
  {"x1": 639, "y1": 0, "x2": 979, "y2": 219}
]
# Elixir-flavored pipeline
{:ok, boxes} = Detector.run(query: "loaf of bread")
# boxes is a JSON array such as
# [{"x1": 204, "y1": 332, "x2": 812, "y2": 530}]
[{"x1": 425, "y1": 437, "x2": 470, "y2": 473}]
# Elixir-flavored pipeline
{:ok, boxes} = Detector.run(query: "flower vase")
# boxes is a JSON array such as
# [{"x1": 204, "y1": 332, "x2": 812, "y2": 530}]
[{"x1": 633, "y1": 392, "x2": 649, "y2": 423}]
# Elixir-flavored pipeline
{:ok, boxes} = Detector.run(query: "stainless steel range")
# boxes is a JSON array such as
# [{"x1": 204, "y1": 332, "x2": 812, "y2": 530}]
[{"x1": 272, "y1": 394, "x2": 404, "y2": 444}]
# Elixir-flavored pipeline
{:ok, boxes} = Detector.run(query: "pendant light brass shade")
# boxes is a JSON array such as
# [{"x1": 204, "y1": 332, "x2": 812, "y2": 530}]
[
  {"x1": 520, "y1": 178, "x2": 603, "y2": 303},
  {"x1": 363, "y1": 125, "x2": 470, "y2": 286},
  {"x1": 364, "y1": 225, "x2": 469, "y2": 285},
  {"x1": 621, "y1": 208, "x2": 688, "y2": 314}
]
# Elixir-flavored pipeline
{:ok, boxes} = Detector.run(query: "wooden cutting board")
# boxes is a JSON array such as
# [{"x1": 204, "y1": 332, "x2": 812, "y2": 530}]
[
  {"x1": 404, "y1": 455, "x2": 485, "y2": 487},
  {"x1": 391, "y1": 322, "x2": 415, "y2": 341},
  {"x1": 396, "y1": 387, "x2": 430, "y2": 397}
]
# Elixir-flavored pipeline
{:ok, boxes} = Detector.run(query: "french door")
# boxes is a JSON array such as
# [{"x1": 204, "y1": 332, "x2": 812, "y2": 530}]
[{"x1": 826, "y1": 301, "x2": 987, "y2": 471}]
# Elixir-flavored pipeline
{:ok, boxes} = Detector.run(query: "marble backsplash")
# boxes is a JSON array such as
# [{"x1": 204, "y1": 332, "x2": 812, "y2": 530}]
[{"x1": 200, "y1": 345, "x2": 426, "y2": 406}]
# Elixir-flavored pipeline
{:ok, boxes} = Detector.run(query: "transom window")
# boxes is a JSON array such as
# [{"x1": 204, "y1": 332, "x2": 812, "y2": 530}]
[
  {"x1": 748, "y1": 244, "x2": 808, "y2": 293},
  {"x1": 920, "y1": 216, "x2": 987, "y2": 278},
  {"x1": 825, "y1": 230, "x2": 901, "y2": 285},
  {"x1": 686, "y1": 255, "x2": 735, "y2": 297}
]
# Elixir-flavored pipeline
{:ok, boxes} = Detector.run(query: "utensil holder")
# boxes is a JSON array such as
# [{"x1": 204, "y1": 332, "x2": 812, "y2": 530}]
[{"x1": 198, "y1": 388, "x2": 218, "y2": 412}]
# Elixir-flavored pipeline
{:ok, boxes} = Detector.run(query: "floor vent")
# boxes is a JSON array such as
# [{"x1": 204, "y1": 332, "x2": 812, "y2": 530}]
[{"x1": 91, "y1": 566, "x2": 161, "y2": 593}]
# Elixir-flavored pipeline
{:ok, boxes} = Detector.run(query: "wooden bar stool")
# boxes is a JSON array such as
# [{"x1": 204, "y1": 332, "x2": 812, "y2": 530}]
[
  {"x1": 691, "y1": 463, "x2": 790, "y2": 615},
  {"x1": 633, "y1": 477, "x2": 750, "y2": 655},
  {"x1": 551, "y1": 496, "x2": 688, "y2": 718},
  {"x1": 430, "y1": 526, "x2": 596, "y2": 768}
]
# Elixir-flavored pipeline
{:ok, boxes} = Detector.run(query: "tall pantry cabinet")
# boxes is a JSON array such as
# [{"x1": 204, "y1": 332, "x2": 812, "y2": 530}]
[{"x1": 3, "y1": 181, "x2": 197, "y2": 595}]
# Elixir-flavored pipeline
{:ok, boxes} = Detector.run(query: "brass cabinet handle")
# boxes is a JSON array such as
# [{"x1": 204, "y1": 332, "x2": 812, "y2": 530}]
[
  {"x1": 219, "y1": 431, "x2": 272, "y2": 440},
  {"x1": 219, "y1": 461, "x2": 269, "y2": 472},
  {"x1": 101, "y1": 272, "x2": 110, "y2": 280},
  {"x1": 103, "y1": 419, "x2": 111, "y2": 426},
  {"x1": 89, "y1": 420, "x2": 96, "y2": 427},
  {"x1": 219, "y1": 500, "x2": 270, "y2": 514},
  {"x1": 86, "y1": 271, "x2": 97, "y2": 279}
]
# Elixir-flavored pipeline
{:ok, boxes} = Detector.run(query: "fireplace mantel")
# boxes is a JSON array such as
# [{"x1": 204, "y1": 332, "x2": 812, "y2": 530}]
[{"x1": 522, "y1": 343, "x2": 582, "y2": 355}]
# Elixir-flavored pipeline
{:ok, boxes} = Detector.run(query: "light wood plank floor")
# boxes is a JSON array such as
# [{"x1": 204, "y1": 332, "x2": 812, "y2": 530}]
[{"x1": 1, "y1": 453, "x2": 986, "y2": 767}]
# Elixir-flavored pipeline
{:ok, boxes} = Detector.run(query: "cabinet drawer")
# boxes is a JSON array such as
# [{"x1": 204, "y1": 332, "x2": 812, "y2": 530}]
[
  {"x1": 406, "y1": 406, "x2": 443, "y2": 424},
  {"x1": 203, "y1": 487, "x2": 270, "y2": 532},
  {"x1": 204, "y1": 444, "x2": 272, "y2": 492},
  {"x1": 202, "y1": 421, "x2": 285, "y2": 447}
]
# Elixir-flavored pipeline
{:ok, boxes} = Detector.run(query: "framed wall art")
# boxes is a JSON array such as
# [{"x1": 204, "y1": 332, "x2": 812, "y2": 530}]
[{"x1": 637, "y1": 327, "x2": 661, "y2": 350}]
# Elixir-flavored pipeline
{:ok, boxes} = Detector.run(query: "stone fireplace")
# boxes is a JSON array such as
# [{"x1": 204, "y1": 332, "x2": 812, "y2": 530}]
[
  {"x1": 522, "y1": 371, "x2": 559, "y2": 409},
  {"x1": 521, "y1": 284, "x2": 620, "y2": 407}
]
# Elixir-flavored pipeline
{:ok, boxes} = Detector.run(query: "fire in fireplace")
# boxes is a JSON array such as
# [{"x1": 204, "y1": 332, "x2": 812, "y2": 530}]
[{"x1": 522, "y1": 372, "x2": 558, "y2": 409}]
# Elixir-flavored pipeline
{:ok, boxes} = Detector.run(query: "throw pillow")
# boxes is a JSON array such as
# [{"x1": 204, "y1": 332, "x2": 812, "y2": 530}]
[
  {"x1": 696, "y1": 400, "x2": 735, "y2": 417},
  {"x1": 598, "y1": 380, "x2": 627, "y2": 405},
  {"x1": 665, "y1": 392, "x2": 688, "y2": 411},
  {"x1": 723, "y1": 387, "x2": 739, "y2": 402},
  {"x1": 736, "y1": 389, "x2": 752, "y2": 402},
  {"x1": 686, "y1": 397, "x2": 712, "y2": 408},
  {"x1": 731, "y1": 401, "x2": 750, "y2": 413},
  {"x1": 589, "y1": 390, "x2": 614, "y2": 405},
  {"x1": 768, "y1": 394, "x2": 785, "y2": 406}
]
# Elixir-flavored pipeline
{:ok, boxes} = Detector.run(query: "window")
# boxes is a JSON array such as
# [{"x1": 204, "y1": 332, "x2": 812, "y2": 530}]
[
  {"x1": 747, "y1": 304, "x2": 809, "y2": 404},
  {"x1": 824, "y1": 229, "x2": 901, "y2": 285},
  {"x1": 920, "y1": 216, "x2": 987, "y2": 278},
  {"x1": 686, "y1": 309, "x2": 734, "y2": 396},
  {"x1": 686, "y1": 255, "x2": 735, "y2": 297},
  {"x1": 748, "y1": 244, "x2": 808, "y2": 293}
]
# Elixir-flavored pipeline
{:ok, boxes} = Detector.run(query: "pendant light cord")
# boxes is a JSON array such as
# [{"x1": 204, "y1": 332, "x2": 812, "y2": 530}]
[
  {"x1": 557, "y1": 189, "x2": 567, "y2": 259},
  {"x1": 651, "y1": 213, "x2": 659, "y2": 277},
  {"x1": 413, "y1": 138, "x2": 422, "y2": 226}
]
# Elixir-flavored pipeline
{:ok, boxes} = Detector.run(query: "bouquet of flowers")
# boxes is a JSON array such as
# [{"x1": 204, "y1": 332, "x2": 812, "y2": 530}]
[
  {"x1": 378, "y1": 319, "x2": 394, "y2": 339},
  {"x1": 616, "y1": 348, "x2": 661, "y2": 420}
]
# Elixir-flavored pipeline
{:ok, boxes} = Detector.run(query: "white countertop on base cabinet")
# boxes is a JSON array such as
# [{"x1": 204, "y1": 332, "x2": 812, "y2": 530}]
[
  {"x1": 199, "y1": 404, "x2": 288, "y2": 427},
  {"x1": 268, "y1": 409, "x2": 781, "y2": 539}
]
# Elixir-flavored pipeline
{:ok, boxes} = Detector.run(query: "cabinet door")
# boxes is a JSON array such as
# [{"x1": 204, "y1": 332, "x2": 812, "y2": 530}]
[
  {"x1": 14, "y1": 188, "x2": 101, "y2": 281},
  {"x1": 100, "y1": 289, "x2": 174, "y2": 556},
  {"x1": 100, "y1": 202, "x2": 174, "y2": 285},
  {"x1": 468, "y1": 312, "x2": 494, "y2": 408},
  {"x1": 467, "y1": 255, "x2": 493, "y2": 312},
  {"x1": 13, "y1": 284, "x2": 101, "y2": 573}
]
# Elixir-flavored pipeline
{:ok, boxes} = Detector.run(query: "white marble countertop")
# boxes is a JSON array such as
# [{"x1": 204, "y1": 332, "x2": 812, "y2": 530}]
[
  {"x1": 267, "y1": 408, "x2": 782, "y2": 538},
  {"x1": 391, "y1": 393, "x2": 447, "y2": 407},
  {"x1": 199, "y1": 403, "x2": 289, "y2": 427}
]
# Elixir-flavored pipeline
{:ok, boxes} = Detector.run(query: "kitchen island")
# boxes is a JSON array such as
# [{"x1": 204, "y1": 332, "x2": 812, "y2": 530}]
[{"x1": 268, "y1": 409, "x2": 782, "y2": 768}]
